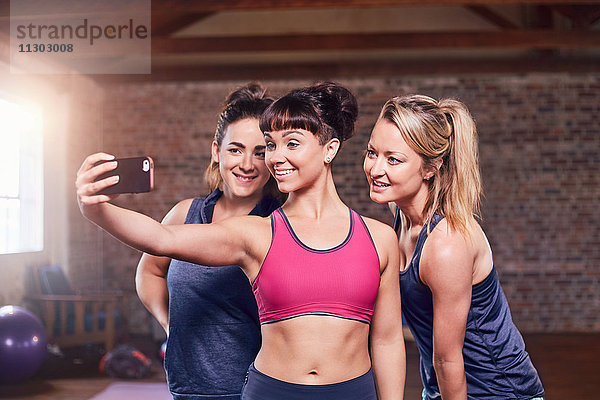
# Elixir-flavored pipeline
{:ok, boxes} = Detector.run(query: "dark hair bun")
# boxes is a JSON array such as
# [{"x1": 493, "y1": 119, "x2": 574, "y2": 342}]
[
  {"x1": 214, "y1": 82, "x2": 274, "y2": 146},
  {"x1": 307, "y1": 82, "x2": 358, "y2": 142},
  {"x1": 259, "y1": 81, "x2": 357, "y2": 144},
  {"x1": 224, "y1": 82, "x2": 270, "y2": 107}
]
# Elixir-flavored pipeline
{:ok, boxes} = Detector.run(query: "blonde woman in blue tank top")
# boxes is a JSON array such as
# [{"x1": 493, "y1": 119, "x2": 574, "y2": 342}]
[{"x1": 363, "y1": 95, "x2": 544, "y2": 400}]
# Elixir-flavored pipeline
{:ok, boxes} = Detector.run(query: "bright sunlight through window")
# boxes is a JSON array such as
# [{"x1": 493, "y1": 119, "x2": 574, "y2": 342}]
[{"x1": 0, "y1": 97, "x2": 43, "y2": 254}]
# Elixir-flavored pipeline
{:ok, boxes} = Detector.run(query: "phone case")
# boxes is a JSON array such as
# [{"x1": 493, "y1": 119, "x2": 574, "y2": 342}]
[{"x1": 96, "y1": 156, "x2": 154, "y2": 195}]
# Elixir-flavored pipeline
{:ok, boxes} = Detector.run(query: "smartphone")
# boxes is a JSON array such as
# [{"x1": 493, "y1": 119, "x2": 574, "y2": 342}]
[{"x1": 95, "y1": 156, "x2": 154, "y2": 195}]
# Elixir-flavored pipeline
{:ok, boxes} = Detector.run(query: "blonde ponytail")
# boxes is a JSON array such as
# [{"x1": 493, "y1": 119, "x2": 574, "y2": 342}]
[{"x1": 436, "y1": 99, "x2": 482, "y2": 233}]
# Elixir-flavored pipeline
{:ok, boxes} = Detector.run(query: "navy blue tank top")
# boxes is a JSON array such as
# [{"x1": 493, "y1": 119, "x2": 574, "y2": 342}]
[
  {"x1": 395, "y1": 211, "x2": 544, "y2": 400},
  {"x1": 165, "y1": 189, "x2": 280, "y2": 400}
]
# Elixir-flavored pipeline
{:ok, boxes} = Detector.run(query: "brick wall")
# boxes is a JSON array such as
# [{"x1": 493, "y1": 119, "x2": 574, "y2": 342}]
[
  {"x1": 67, "y1": 76, "x2": 105, "y2": 291},
  {"x1": 97, "y1": 73, "x2": 599, "y2": 333}
]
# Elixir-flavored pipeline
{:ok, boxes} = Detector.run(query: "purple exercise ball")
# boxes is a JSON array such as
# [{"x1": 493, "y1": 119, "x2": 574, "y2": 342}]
[{"x1": 0, "y1": 305, "x2": 48, "y2": 384}]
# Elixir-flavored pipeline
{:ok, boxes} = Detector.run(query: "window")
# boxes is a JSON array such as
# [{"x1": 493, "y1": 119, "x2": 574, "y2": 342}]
[{"x1": 0, "y1": 97, "x2": 43, "y2": 254}]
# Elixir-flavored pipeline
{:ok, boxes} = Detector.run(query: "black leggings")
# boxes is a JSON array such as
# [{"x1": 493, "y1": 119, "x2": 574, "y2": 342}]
[{"x1": 241, "y1": 363, "x2": 377, "y2": 400}]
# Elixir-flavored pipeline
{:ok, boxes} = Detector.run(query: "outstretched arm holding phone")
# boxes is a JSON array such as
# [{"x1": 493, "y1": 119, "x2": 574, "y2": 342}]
[{"x1": 77, "y1": 153, "x2": 270, "y2": 280}]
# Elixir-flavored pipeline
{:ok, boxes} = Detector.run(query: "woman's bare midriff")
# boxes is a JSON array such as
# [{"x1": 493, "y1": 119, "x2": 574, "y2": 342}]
[{"x1": 253, "y1": 315, "x2": 372, "y2": 385}]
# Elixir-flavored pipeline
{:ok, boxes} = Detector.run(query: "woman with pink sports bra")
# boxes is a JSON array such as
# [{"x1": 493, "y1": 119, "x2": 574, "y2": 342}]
[{"x1": 76, "y1": 82, "x2": 406, "y2": 400}]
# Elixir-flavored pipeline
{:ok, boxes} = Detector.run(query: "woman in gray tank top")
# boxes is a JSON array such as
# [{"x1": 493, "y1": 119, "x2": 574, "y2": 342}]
[{"x1": 135, "y1": 83, "x2": 281, "y2": 400}]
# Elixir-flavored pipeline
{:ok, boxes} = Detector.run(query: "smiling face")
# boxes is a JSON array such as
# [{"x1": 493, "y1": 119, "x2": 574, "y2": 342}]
[
  {"x1": 212, "y1": 118, "x2": 271, "y2": 200},
  {"x1": 264, "y1": 128, "x2": 333, "y2": 194},
  {"x1": 364, "y1": 118, "x2": 435, "y2": 206}
]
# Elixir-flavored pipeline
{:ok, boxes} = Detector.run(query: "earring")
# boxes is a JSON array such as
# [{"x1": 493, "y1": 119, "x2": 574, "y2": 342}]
[{"x1": 325, "y1": 156, "x2": 332, "y2": 163}]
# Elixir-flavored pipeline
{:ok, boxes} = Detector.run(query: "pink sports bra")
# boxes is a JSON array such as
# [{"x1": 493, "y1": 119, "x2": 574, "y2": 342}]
[{"x1": 252, "y1": 208, "x2": 381, "y2": 324}]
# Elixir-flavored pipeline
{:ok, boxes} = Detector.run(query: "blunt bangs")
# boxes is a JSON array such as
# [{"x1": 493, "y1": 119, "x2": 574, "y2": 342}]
[{"x1": 260, "y1": 96, "x2": 322, "y2": 136}]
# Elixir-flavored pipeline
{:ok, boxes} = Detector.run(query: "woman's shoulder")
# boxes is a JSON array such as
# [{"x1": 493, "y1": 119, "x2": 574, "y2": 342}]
[
  {"x1": 426, "y1": 216, "x2": 485, "y2": 252},
  {"x1": 419, "y1": 217, "x2": 490, "y2": 292},
  {"x1": 425, "y1": 218, "x2": 470, "y2": 254},
  {"x1": 160, "y1": 198, "x2": 195, "y2": 225},
  {"x1": 358, "y1": 215, "x2": 398, "y2": 250},
  {"x1": 356, "y1": 214, "x2": 399, "y2": 274},
  {"x1": 360, "y1": 215, "x2": 395, "y2": 235},
  {"x1": 420, "y1": 217, "x2": 484, "y2": 279}
]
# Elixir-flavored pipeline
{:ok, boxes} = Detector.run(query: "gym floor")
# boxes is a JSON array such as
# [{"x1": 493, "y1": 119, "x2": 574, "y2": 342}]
[{"x1": 0, "y1": 333, "x2": 597, "y2": 400}]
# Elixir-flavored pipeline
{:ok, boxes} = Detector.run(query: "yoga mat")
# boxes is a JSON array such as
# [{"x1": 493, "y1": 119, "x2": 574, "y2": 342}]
[{"x1": 89, "y1": 382, "x2": 171, "y2": 400}]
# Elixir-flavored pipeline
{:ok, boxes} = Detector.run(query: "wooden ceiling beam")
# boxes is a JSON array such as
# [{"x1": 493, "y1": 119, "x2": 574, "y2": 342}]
[
  {"x1": 551, "y1": 5, "x2": 600, "y2": 27},
  {"x1": 93, "y1": 56, "x2": 600, "y2": 83},
  {"x1": 531, "y1": 6, "x2": 556, "y2": 57},
  {"x1": 151, "y1": 30, "x2": 600, "y2": 54},
  {"x1": 2, "y1": 1, "x2": 600, "y2": 18},
  {"x1": 534, "y1": 5, "x2": 555, "y2": 28},
  {"x1": 152, "y1": 12, "x2": 215, "y2": 36},
  {"x1": 464, "y1": 5, "x2": 520, "y2": 28},
  {"x1": 150, "y1": 0, "x2": 600, "y2": 13}
]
